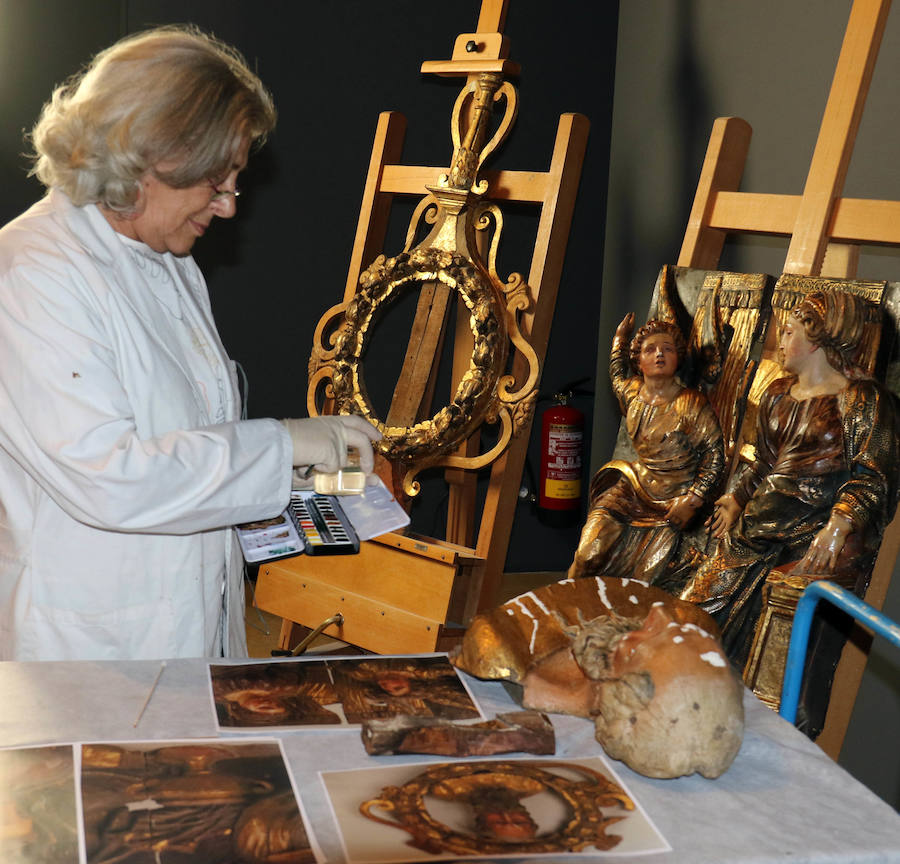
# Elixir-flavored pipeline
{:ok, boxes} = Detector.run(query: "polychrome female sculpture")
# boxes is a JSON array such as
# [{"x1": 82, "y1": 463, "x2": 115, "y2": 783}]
[{"x1": 680, "y1": 291, "x2": 899, "y2": 724}]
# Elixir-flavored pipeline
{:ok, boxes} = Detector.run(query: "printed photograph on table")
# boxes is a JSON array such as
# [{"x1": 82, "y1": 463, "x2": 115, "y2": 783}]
[
  {"x1": 210, "y1": 661, "x2": 345, "y2": 729},
  {"x1": 326, "y1": 655, "x2": 483, "y2": 725},
  {"x1": 0, "y1": 744, "x2": 79, "y2": 864},
  {"x1": 79, "y1": 739, "x2": 321, "y2": 864},
  {"x1": 208, "y1": 654, "x2": 484, "y2": 731},
  {"x1": 321, "y1": 756, "x2": 671, "y2": 862}
]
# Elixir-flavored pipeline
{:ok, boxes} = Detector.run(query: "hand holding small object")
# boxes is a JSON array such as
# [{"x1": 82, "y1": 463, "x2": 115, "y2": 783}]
[
  {"x1": 281, "y1": 415, "x2": 381, "y2": 473},
  {"x1": 290, "y1": 465, "x2": 316, "y2": 491}
]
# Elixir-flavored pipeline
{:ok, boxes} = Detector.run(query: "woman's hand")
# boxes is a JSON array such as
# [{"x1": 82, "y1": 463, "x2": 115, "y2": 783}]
[
  {"x1": 663, "y1": 491, "x2": 703, "y2": 529},
  {"x1": 791, "y1": 513, "x2": 853, "y2": 575},
  {"x1": 705, "y1": 494, "x2": 742, "y2": 539},
  {"x1": 281, "y1": 415, "x2": 381, "y2": 474},
  {"x1": 615, "y1": 312, "x2": 635, "y2": 343}
]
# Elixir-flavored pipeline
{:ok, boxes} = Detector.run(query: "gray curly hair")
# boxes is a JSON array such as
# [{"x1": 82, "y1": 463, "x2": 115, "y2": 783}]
[{"x1": 28, "y1": 25, "x2": 276, "y2": 213}]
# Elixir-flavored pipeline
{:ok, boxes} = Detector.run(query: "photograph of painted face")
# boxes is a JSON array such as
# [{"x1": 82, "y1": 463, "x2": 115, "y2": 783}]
[
  {"x1": 209, "y1": 654, "x2": 482, "y2": 730},
  {"x1": 210, "y1": 662, "x2": 343, "y2": 729},
  {"x1": 327, "y1": 655, "x2": 482, "y2": 725}
]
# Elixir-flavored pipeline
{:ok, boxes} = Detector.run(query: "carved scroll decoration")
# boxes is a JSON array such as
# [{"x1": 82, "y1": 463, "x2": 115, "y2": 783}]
[{"x1": 307, "y1": 71, "x2": 540, "y2": 497}]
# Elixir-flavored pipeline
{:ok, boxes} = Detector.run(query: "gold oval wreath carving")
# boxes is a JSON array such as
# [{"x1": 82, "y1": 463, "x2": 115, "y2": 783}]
[
  {"x1": 330, "y1": 246, "x2": 509, "y2": 466},
  {"x1": 359, "y1": 759, "x2": 634, "y2": 855}
]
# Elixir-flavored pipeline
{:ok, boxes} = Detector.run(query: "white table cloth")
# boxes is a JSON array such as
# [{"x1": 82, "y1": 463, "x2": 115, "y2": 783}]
[{"x1": 1, "y1": 658, "x2": 898, "y2": 863}]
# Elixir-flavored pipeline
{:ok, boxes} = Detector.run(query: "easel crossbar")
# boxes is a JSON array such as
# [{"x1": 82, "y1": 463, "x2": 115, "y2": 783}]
[
  {"x1": 706, "y1": 191, "x2": 900, "y2": 247},
  {"x1": 380, "y1": 165, "x2": 551, "y2": 203}
]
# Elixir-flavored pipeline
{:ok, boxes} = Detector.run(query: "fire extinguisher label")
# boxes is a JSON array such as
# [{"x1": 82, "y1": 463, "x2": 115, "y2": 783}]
[
  {"x1": 540, "y1": 406, "x2": 584, "y2": 512},
  {"x1": 545, "y1": 478, "x2": 581, "y2": 499},
  {"x1": 544, "y1": 422, "x2": 582, "y2": 499}
]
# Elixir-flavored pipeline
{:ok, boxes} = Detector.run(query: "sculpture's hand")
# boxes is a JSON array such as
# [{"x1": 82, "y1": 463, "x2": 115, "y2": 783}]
[
  {"x1": 791, "y1": 513, "x2": 853, "y2": 575},
  {"x1": 615, "y1": 312, "x2": 635, "y2": 343},
  {"x1": 705, "y1": 494, "x2": 741, "y2": 538},
  {"x1": 663, "y1": 491, "x2": 703, "y2": 529}
]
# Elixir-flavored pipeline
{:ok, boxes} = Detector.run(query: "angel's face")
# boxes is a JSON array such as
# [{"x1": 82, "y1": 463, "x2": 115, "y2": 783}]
[{"x1": 638, "y1": 333, "x2": 679, "y2": 381}]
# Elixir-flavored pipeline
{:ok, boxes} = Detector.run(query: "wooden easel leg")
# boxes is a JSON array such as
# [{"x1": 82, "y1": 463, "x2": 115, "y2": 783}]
[
  {"x1": 343, "y1": 111, "x2": 408, "y2": 303},
  {"x1": 677, "y1": 117, "x2": 752, "y2": 269},
  {"x1": 783, "y1": 0, "x2": 890, "y2": 276},
  {"x1": 817, "y1": 506, "x2": 900, "y2": 759},
  {"x1": 820, "y1": 241, "x2": 860, "y2": 279},
  {"x1": 277, "y1": 619, "x2": 306, "y2": 654},
  {"x1": 474, "y1": 112, "x2": 589, "y2": 612}
]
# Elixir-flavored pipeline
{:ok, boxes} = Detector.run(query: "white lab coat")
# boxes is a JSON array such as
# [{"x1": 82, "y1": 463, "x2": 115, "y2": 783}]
[{"x1": 0, "y1": 190, "x2": 292, "y2": 661}]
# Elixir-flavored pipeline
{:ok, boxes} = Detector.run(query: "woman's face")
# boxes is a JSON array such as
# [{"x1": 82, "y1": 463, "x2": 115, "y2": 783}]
[
  {"x1": 638, "y1": 332, "x2": 679, "y2": 381},
  {"x1": 779, "y1": 318, "x2": 816, "y2": 374},
  {"x1": 106, "y1": 139, "x2": 249, "y2": 256}
]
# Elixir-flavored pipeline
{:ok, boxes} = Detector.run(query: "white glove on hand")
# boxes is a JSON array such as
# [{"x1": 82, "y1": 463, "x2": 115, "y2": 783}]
[
  {"x1": 281, "y1": 415, "x2": 380, "y2": 474},
  {"x1": 290, "y1": 467, "x2": 316, "y2": 491}
]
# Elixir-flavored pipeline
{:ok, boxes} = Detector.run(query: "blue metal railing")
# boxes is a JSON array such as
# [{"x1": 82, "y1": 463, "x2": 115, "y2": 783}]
[{"x1": 779, "y1": 580, "x2": 900, "y2": 724}]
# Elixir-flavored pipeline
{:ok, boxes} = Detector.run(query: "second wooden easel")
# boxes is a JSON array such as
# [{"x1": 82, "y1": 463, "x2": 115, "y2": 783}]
[{"x1": 677, "y1": 0, "x2": 898, "y2": 758}]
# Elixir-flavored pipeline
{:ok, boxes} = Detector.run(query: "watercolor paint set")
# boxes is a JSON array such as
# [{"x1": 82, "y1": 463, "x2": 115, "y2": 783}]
[{"x1": 236, "y1": 491, "x2": 360, "y2": 563}]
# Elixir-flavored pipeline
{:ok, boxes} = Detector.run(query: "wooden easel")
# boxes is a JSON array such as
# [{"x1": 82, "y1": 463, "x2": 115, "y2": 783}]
[
  {"x1": 677, "y1": 0, "x2": 898, "y2": 758},
  {"x1": 254, "y1": 0, "x2": 589, "y2": 654}
]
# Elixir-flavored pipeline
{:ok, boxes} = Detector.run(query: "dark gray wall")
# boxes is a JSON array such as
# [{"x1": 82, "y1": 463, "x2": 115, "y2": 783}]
[
  {"x1": 600, "y1": 0, "x2": 900, "y2": 811},
  {"x1": 0, "y1": 1, "x2": 616, "y2": 572}
]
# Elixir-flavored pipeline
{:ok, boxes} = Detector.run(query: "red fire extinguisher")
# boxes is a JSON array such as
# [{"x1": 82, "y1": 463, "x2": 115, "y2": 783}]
[{"x1": 539, "y1": 391, "x2": 584, "y2": 525}]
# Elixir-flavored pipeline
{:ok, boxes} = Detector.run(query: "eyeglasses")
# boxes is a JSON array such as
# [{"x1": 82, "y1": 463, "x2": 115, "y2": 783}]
[{"x1": 209, "y1": 180, "x2": 241, "y2": 202}]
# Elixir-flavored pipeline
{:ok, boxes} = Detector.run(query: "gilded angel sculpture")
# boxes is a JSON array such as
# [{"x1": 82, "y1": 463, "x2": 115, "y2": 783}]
[{"x1": 568, "y1": 312, "x2": 725, "y2": 583}]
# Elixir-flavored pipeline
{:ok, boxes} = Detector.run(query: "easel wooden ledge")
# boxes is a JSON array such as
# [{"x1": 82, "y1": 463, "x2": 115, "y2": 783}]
[{"x1": 677, "y1": 0, "x2": 897, "y2": 759}]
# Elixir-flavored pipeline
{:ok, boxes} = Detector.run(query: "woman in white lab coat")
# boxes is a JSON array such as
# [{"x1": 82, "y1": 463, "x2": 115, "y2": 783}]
[{"x1": 0, "y1": 26, "x2": 379, "y2": 661}]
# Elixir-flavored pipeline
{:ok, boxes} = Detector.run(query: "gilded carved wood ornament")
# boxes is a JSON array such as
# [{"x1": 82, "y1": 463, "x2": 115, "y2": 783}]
[{"x1": 308, "y1": 71, "x2": 540, "y2": 497}]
